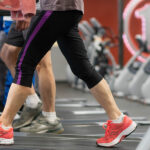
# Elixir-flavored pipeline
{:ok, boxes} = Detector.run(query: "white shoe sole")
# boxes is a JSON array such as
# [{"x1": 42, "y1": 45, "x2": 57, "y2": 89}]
[
  {"x1": 0, "y1": 138, "x2": 14, "y2": 145},
  {"x1": 97, "y1": 121, "x2": 137, "y2": 147}
]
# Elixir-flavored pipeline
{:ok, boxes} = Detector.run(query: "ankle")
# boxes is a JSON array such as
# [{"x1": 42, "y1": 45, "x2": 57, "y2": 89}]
[
  {"x1": 25, "y1": 93, "x2": 41, "y2": 108},
  {"x1": 42, "y1": 111, "x2": 57, "y2": 122},
  {"x1": 1, "y1": 124, "x2": 12, "y2": 129},
  {"x1": 111, "y1": 113, "x2": 124, "y2": 123},
  {"x1": 108, "y1": 111, "x2": 122, "y2": 120}
]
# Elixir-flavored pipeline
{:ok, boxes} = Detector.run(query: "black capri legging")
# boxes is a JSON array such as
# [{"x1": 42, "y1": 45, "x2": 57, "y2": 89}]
[{"x1": 14, "y1": 10, "x2": 103, "y2": 89}]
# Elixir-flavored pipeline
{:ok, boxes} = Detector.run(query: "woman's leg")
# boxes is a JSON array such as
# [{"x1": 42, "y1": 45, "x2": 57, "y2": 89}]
[
  {"x1": 57, "y1": 25, "x2": 121, "y2": 120},
  {"x1": 0, "y1": 84, "x2": 32, "y2": 126},
  {"x1": 57, "y1": 19, "x2": 136, "y2": 147}
]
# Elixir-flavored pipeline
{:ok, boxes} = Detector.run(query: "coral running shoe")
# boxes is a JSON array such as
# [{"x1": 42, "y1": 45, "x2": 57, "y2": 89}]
[
  {"x1": 0, "y1": 123, "x2": 14, "y2": 145},
  {"x1": 96, "y1": 115, "x2": 137, "y2": 147}
]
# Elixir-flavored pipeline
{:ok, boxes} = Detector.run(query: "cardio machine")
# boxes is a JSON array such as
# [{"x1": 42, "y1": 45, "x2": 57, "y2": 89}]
[
  {"x1": 128, "y1": 41, "x2": 150, "y2": 102},
  {"x1": 113, "y1": 35, "x2": 148, "y2": 96},
  {"x1": 141, "y1": 75, "x2": 150, "y2": 104}
]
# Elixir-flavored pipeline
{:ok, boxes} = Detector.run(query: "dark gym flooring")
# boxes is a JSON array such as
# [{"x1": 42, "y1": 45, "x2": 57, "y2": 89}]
[{"x1": 1, "y1": 82, "x2": 150, "y2": 150}]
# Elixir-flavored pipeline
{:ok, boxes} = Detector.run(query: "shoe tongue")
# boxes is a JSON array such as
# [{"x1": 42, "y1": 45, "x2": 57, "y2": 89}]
[
  {"x1": 105, "y1": 121, "x2": 112, "y2": 129},
  {"x1": 107, "y1": 120, "x2": 112, "y2": 125}
]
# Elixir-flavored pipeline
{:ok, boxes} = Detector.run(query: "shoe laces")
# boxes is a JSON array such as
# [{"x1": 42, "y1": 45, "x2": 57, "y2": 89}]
[{"x1": 102, "y1": 120, "x2": 112, "y2": 136}]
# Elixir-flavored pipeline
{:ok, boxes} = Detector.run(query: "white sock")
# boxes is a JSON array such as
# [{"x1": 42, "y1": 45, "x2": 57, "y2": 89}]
[
  {"x1": 1, "y1": 124, "x2": 11, "y2": 130},
  {"x1": 25, "y1": 93, "x2": 41, "y2": 108},
  {"x1": 42, "y1": 111, "x2": 57, "y2": 123},
  {"x1": 112, "y1": 113, "x2": 124, "y2": 123}
]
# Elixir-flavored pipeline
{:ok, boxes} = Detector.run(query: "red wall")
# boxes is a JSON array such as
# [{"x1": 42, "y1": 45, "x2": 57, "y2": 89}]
[{"x1": 82, "y1": 0, "x2": 132, "y2": 65}]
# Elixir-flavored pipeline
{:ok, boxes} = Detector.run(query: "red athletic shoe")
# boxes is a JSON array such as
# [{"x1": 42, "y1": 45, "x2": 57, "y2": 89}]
[
  {"x1": 96, "y1": 115, "x2": 137, "y2": 147},
  {"x1": 0, "y1": 123, "x2": 14, "y2": 145}
]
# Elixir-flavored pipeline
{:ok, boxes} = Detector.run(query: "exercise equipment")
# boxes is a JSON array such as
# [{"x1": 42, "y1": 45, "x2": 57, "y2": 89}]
[
  {"x1": 136, "y1": 127, "x2": 150, "y2": 150},
  {"x1": 114, "y1": 35, "x2": 147, "y2": 96},
  {"x1": 141, "y1": 77, "x2": 150, "y2": 104},
  {"x1": 127, "y1": 37, "x2": 150, "y2": 102},
  {"x1": 128, "y1": 56, "x2": 150, "y2": 101}
]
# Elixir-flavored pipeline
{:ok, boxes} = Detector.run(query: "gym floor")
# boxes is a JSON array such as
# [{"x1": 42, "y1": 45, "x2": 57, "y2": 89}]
[
  {"x1": 56, "y1": 82, "x2": 150, "y2": 120},
  {"x1": 1, "y1": 82, "x2": 149, "y2": 150}
]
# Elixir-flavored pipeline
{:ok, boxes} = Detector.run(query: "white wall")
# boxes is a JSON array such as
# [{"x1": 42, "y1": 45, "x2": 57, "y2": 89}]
[{"x1": 51, "y1": 44, "x2": 68, "y2": 81}]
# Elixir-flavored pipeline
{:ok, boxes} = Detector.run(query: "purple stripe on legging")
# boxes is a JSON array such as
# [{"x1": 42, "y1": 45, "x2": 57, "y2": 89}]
[{"x1": 17, "y1": 11, "x2": 53, "y2": 84}]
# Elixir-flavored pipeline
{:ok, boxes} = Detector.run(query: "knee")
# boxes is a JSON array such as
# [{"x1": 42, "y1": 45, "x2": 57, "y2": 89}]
[
  {"x1": 36, "y1": 57, "x2": 52, "y2": 73},
  {"x1": 0, "y1": 44, "x2": 8, "y2": 63},
  {"x1": 0, "y1": 44, "x2": 20, "y2": 67},
  {"x1": 71, "y1": 63, "x2": 94, "y2": 81},
  {"x1": 71, "y1": 63, "x2": 102, "y2": 89}
]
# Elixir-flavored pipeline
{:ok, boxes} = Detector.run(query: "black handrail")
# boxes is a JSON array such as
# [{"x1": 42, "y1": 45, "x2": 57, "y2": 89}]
[{"x1": 0, "y1": 10, "x2": 10, "y2": 16}]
